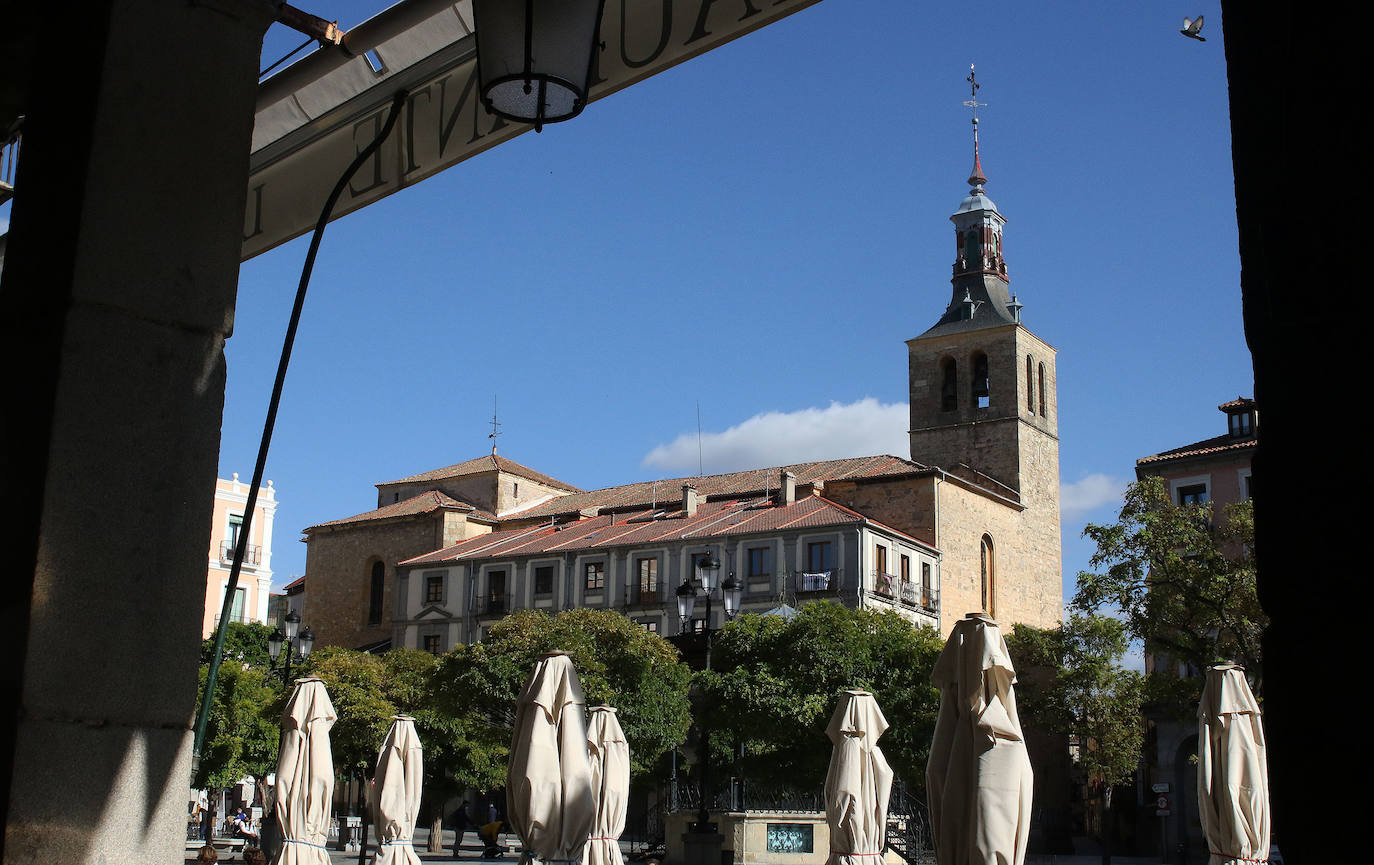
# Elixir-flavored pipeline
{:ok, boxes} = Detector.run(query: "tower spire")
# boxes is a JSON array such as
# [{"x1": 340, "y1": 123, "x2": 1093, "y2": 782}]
[{"x1": 963, "y1": 64, "x2": 988, "y2": 192}]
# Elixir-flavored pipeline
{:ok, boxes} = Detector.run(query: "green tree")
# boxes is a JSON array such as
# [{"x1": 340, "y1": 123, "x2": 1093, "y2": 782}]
[
  {"x1": 298, "y1": 647, "x2": 399, "y2": 780},
  {"x1": 193, "y1": 660, "x2": 282, "y2": 790},
  {"x1": 194, "y1": 623, "x2": 284, "y2": 790},
  {"x1": 1072, "y1": 476, "x2": 1263, "y2": 691},
  {"x1": 698, "y1": 602, "x2": 944, "y2": 795},
  {"x1": 430, "y1": 608, "x2": 693, "y2": 790},
  {"x1": 201, "y1": 621, "x2": 277, "y2": 669},
  {"x1": 1007, "y1": 613, "x2": 1144, "y2": 865}
]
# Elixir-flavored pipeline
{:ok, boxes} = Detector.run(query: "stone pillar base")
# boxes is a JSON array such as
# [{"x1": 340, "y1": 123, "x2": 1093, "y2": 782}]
[{"x1": 681, "y1": 827, "x2": 725, "y2": 865}]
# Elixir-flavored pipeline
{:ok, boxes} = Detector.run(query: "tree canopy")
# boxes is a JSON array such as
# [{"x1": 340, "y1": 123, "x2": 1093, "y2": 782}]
[
  {"x1": 698, "y1": 602, "x2": 944, "y2": 795},
  {"x1": 1007, "y1": 613, "x2": 1144, "y2": 795},
  {"x1": 1072, "y1": 476, "x2": 1263, "y2": 690},
  {"x1": 194, "y1": 623, "x2": 284, "y2": 789},
  {"x1": 430, "y1": 608, "x2": 693, "y2": 790}
]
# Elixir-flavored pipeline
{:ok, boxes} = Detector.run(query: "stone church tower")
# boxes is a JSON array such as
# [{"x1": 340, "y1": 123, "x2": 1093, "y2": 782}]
[{"x1": 906, "y1": 85, "x2": 1062, "y2": 624}]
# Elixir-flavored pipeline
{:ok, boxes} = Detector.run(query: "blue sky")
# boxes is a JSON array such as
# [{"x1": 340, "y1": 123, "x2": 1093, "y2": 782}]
[{"x1": 222, "y1": 1, "x2": 1247, "y2": 608}]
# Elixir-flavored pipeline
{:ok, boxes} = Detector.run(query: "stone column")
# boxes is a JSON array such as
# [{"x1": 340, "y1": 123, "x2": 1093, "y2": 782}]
[{"x1": 1, "y1": 0, "x2": 273, "y2": 861}]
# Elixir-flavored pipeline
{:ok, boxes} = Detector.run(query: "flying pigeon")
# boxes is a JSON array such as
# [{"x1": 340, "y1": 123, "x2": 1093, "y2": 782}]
[{"x1": 1180, "y1": 16, "x2": 1206, "y2": 41}]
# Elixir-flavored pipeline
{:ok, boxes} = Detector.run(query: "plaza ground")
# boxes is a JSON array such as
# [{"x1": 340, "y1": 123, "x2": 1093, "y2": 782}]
[{"x1": 185, "y1": 827, "x2": 1172, "y2": 865}]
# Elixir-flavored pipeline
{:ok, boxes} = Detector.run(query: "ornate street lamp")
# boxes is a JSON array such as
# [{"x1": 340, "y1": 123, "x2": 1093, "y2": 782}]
[
  {"x1": 472, "y1": 0, "x2": 608, "y2": 132},
  {"x1": 267, "y1": 609, "x2": 314, "y2": 682},
  {"x1": 676, "y1": 548, "x2": 742, "y2": 833}
]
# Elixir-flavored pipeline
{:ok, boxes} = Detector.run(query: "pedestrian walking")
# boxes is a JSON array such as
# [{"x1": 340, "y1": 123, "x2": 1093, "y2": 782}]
[
  {"x1": 200, "y1": 798, "x2": 217, "y2": 843},
  {"x1": 451, "y1": 799, "x2": 471, "y2": 858}
]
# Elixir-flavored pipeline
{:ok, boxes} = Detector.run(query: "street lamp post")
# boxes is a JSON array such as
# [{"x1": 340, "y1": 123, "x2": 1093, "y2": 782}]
[
  {"x1": 267, "y1": 609, "x2": 315, "y2": 683},
  {"x1": 676, "y1": 549, "x2": 743, "y2": 832}
]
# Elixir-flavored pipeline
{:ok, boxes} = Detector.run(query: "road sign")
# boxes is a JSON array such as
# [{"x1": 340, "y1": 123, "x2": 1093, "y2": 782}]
[
  {"x1": 1156, "y1": 795, "x2": 1170, "y2": 810},
  {"x1": 1152, "y1": 782, "x2": 1170, "y2": 793}
]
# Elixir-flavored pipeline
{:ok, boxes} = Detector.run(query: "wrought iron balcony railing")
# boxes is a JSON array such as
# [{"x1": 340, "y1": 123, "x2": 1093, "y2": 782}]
[{"x1": 219, "y1": 540, "x2": 261, "y2": 566}]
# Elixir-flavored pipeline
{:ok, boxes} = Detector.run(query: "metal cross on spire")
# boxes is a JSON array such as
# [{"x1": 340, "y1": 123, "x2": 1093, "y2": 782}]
[
  {"x1": 488, "y1": 394, "x2": 502, "y2": 454},
  {"x1": 962, "y1": 64, "x2": 989, "y2": 191}
]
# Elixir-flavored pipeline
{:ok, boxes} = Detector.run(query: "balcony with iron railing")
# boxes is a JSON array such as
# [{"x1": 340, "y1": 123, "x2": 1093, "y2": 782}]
[
  {"x1": 219, "y1": 540, "x2": 261, "y2": 567},
  {"x1": 482, "y1": 594, "x2": 508, "y2": 616},
  {"x1": 627, "y1": 581, "x2": 662, "y2": 606},
  {"x1": 793, "y1": 569, "x2": 842, "y2": 596},
  {"x1": 873, "y1": 572, "x2": 940, "y2": 616}
]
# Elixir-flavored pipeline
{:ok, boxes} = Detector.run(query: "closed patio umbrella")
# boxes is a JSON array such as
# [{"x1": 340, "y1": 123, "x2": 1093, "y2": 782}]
[
  {"x1": 273, "y1": 677, "x2": 337, "y2": 865},
  {"x1": 926, "y1": 613, "x2": 1033, "y2": 865},
  {"x1": 824, "y1": 690, "x2": 894, "y2": 865},
  {"x1": 507, "y1": 651, "x2": 597, "y2": 865},
  {"x1": 371, "y1": 714, "x2": 424, "y2": 865},
  {"x1": 1197, "y1": 664, "x2": 1269, "y2": 865},
  {"x1": 586, "y1": 706, "x2": 631, "y2": 865}
]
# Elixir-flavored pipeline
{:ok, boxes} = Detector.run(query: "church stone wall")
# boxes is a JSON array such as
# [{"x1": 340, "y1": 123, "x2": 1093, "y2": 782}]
[
  {"x1": 304, "y1": 516, "x2": 453, "y2": 650},
  {"x1": 934, "y1": 479, "x2": 1060, "y2": 633},
  {"x1": 908, "y1": 324, "x2": 1026, "y2": 492},
  {"x1": 824, "y1": 476, "x2": 938, "y2": 547}
]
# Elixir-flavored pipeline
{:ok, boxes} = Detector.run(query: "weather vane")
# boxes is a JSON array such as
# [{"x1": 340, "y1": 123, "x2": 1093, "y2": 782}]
[{"x1": 963, "y1": 64, "x2": 986, "y2": 134}]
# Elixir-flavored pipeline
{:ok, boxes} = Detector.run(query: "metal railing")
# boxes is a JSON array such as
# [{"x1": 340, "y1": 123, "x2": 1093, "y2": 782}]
[
  {"x1": 220, "y1": 540, "x2": 261, "y2": 566},
  {"x1": 793, "y1": 569, "x2": 842, "y2": 595},
  {"x1": 485, "y1": 595, "x2": 508, "y2": 615}
]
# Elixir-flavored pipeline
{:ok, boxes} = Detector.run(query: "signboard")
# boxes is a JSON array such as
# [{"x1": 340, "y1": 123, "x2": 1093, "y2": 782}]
[
  {"x1": 243, "y1": 0, "x2": 824, "y2": 260},
  {"x1": 1152, "y1": 782, "x2": 1170, "y2": 793}
]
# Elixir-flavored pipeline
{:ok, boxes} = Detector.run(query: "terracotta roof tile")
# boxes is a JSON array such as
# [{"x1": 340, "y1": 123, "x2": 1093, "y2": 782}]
[
  {"x1": 304, "y1": 490, "x2": 491, "y2": 532},
  {"x1": 397, "y1": 495, "x2": 921, "y2": 568},
  {"x1": 378, "y1": 454, "x2": 582, "y2": 493},
  {"x1": 500, "y1": 454, "x2": 927, "y2": 521},
  {"x1": 1136, "y1": 433, "x2": 1257, "y2": 465}
]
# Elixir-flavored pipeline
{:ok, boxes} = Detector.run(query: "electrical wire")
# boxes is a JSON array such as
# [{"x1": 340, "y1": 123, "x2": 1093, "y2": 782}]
[
  {"x1": 260, "y1": 36, "x2": 317, "y2": 79},
  {"x1": 193, "y1": 90, "x2": 408, "y2": 765}
]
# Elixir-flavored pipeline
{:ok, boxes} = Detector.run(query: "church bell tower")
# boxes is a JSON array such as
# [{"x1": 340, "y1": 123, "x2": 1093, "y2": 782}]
[{"x1": 907, "y1": 68, "x2": 1060, "y2": 512}]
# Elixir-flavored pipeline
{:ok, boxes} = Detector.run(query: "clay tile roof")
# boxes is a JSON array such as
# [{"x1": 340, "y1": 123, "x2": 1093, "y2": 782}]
[
  {"x1": 397, "y1": 494, "x2": 925, "y2": 568},
  {"x1": 378, "y1": 454, "x2": 582, "y2": 493},
  {"x1": 1136, "y1": 433, "x2": 1257, "y2": 466},
  {"x1": 304, "y1": 490, "x2": 493, "y2": 532},
  {"x1": 498, "y1": 454, "x2": 926, "y2": 521},
  {"x1": 282, "y1": 575, "x2": 306, "y2": 592},
  {"x1": 1217, "y1": 396, "x2": 1256, "y2": 411}
]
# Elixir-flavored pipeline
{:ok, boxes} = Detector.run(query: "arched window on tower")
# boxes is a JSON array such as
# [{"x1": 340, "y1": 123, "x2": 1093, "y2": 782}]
[
  {"x1": 368, "y1": 560, "x2": 385, "y2": 625},
  {"x1": 963, "y1": 230, "x2": 979, "y2": 267},
  {"x1": 940, "y1": 357, "x2": 958, "y2": 412},
  {"x1": 1026, "y1": 355, "x2": 1035, "y2": 412},
  {"x1": 1037, "y1": 362, "x2": 1047, "y2": 417},
  {"x1": 972, "y1": 352, "x2": 990, "y2": 408},
  {"x1": 980, "y1": 534, "x2": 995, "y2": 618}
]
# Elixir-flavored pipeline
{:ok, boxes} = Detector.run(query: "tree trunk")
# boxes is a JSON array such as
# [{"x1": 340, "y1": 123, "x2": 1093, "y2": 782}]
[
  {"x1": 429, "y1": 813, "x2": 445, "y2": 853},
  {"x1": 1100, "y1": 786, "x2": 1114, "y2": 865}
]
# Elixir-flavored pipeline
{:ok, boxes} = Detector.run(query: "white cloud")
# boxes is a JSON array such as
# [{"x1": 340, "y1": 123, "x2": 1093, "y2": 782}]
[
  {"x1": 1060, "y1": 473, "x2": 1128, "y2": 522},
  {"x1": 641, "y1": 398, "x2": 910, "y2": 475}
]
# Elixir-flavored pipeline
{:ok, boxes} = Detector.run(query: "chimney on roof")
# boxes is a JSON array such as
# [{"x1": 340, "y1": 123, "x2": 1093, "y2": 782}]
[
  {"x1": 780, "y1": 470, "x2": 796, "y2": 506},
  {"x1": 683, "y1": 484, "x2": 698, "y2": 517}
]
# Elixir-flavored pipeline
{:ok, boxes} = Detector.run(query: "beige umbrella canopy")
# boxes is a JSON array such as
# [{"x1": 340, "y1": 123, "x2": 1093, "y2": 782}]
[
  {"x1": 586, "y1": 706, "x2": 631, "y2": 865},
  {"x1": 371, "y1": 714, "x2": 424, "y2": 865},
  {"x1": 926, "y1": 613, "x2": 1033, "y2": 865},
  {"x1": 273, "y1": 677, "x2": 338, "y2": 865},
  {"x1": 824, "y1": 690, "x2": 894, "y2": 865},
  {"x1": 507, "y1": 651, "x2": 598, "y2": 865},
  {"x1": 1197, "y1": 664, "x2": 1269, "y2": 865}
]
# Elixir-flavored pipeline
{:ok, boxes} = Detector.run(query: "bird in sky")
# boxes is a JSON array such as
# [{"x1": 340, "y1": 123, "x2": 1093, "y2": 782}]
[{"x1": 1180, "y1": 16, "x2": 1206, "y2": 41}]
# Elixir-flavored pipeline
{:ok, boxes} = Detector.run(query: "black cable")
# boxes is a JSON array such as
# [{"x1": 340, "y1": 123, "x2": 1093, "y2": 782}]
[
  {"x1": 260, "y1": 36, "x2": 316, "y2": 79},
  {"x1": 193, "y1": 90, "x2": 408, "y2": 762}
]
